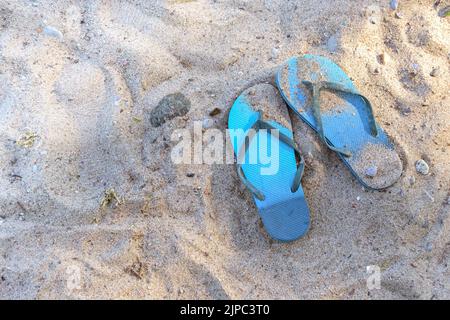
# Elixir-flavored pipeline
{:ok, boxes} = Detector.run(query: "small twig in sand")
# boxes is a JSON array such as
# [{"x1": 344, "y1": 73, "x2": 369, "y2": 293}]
[
  {"x1": 424, "y1": 190, "x2": 435, "y2": 203},
  {"x1": 16, "y1": 201, "x2": 27, "y2": 213}
]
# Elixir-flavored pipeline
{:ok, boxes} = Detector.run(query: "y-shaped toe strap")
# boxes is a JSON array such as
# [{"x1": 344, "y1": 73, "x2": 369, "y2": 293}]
[
  {"x1": 302, "y1": 80, "x2": 379, "y2": 158},
  {"x1": 236, "y1": 111, "x2": 305, "y2": 201}
]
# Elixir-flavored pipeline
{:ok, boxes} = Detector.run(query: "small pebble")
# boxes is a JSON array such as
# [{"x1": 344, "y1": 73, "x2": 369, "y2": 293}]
[
  {"x1": 430, "y1": 67, "x2": 440, "y2": 77},
  {"x1": 43, "y1": 25, "x2": 64, "y2": 40},
  {"x1": 394, "y1": 11, "x2": 403, "y2": 19},
  {"x1": 271, "y1": 47, "x2": 279, "y2": 60},
  {"x1": 202, "y1": 118, "x2": 214, "y2": 129},
  {"x1": 326, "y1": 35, "x2": 339, "y2": 53},
  {"x1": 415, "y1": 159, "x2": 429, "y2": 175},
  {"x1": 390, "y1": 0, "x2": 399, "y2": 10},
  {"x1": 378, "y1": 53, "x2": 385, "y2": 65},
  {"x1": 365, "y1": 165, "x2": 378, "y2": 177},
  {"x1": 408, "y1": 176, "x2": 416, "y2": 186},
  {"x1": 410, "y1": 63, "x2": 420, "y2": 76},
  {"x1": 356, "y1": 196, "x2": 361, "y2": 201}
]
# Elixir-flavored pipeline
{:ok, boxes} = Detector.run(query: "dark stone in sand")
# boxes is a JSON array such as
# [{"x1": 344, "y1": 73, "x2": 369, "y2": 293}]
[
  {"x1": 150, "y1": 93, "x2": 191, "y2": 127},
  {"x1": 209, "y1": 107, "x2": 221, "y2": 117}
]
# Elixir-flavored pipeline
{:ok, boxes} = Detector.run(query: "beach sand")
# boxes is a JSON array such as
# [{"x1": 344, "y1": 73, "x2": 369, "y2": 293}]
[{"x1": 0, "y1": 0, "x2": 449, "y2": 299}]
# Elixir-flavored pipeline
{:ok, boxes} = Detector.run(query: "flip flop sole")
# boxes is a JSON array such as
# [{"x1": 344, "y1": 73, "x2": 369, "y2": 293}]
[
  {"x1": 228, "y1": 84, "x2": 310, "y2": 241},
  {"x1": 276, "y1": 55, "x2": 403, "y2": 190}
]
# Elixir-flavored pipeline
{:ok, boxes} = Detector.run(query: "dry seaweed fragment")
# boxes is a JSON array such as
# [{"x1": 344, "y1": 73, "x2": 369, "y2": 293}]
[
  {"x1": 100, "y1": 188, "x2": 122, "y2": 208},
  {"x1": 16, "y1": 132, "x2": 38, "y2": 148},
  {"x1": 125, "y1": 258, "x2": 147, "y2": 279}
]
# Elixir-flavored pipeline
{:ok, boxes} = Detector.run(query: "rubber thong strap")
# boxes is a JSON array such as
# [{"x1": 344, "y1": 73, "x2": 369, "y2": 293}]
[
  {"x1": 236, "y1": 111, "x2": 305, "y2": 201},
  {"x1": 302, "y1": 80, "x2": 379, "y2": 158}
]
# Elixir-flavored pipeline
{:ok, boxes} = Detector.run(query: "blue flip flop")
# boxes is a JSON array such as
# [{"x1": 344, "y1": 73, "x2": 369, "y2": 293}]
[
  {"x1": 276, "y1": 55, "x2": 403, "y2": 190},
  {"x1": 228, "y1": 84, "x2": 310, "y2": 242}
]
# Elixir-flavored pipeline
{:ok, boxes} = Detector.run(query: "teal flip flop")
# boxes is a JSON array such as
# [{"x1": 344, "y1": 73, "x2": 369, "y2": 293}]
[
  {"x1": 276, "y1": 55, "x2": 403, "y2": 190},
  {"x1": 228, "y1": 84, "x2": 310, "y2": 242}
]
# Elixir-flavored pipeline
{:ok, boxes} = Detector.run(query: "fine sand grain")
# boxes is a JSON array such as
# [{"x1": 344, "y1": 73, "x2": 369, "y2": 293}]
[{"x1": 0, "y1": 0, "x2": 449, "y2": 299}]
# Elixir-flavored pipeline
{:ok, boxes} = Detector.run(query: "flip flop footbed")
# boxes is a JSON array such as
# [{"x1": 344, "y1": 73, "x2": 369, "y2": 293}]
[
  {"x1": 228, "y1": 84, "x2": 310, "y2": 241},
  {"x1": 276, "y1": 55, "x2": 402, "y2": 189}
]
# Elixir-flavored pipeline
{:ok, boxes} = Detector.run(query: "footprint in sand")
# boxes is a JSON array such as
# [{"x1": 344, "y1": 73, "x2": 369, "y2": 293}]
[
  {"x1": 36, "y1": 59, "x2": 142, "y2": 220},
  {"x1": 406, "y1": 13, "x2": 448, "y2": 56},
  {"x1": 90, "y1": 0, "x2": 182, "y2": 101},
  {"x1": 379, "y1": 17, "x2": 432, "y2": 99}
]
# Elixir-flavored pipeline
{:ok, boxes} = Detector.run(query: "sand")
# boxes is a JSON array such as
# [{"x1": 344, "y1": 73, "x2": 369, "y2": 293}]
[
  {"x1": 348, "y1": 142, "x2": 403, "y2": 189},
  {"x1": 0, "y1": 0, "x2": 449, "y2": 299},
  {"x1": 244, "y1": 83, "x2": 292, "y2": 131}
]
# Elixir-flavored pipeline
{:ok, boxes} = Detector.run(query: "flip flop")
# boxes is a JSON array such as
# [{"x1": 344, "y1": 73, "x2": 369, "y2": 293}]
[
  {"x1": 228, "y1": 84, "x2": 310, "y2": 242},
  {"x1": 276, "y1": 54, "x2": 403, "y2": 190}
]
